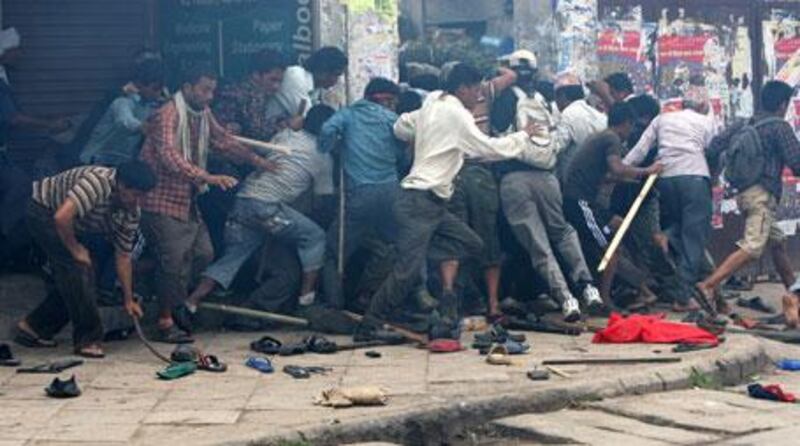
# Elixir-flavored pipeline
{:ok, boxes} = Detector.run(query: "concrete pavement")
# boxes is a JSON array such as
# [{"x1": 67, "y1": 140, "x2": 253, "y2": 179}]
[{"x1": 0, "y1": 275, "x2": 790, "y2": 445}]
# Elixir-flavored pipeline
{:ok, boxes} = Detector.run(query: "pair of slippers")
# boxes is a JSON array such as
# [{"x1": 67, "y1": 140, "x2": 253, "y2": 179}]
[
  {"x1": 250, "y1": 335, "x2": 338, "y2": 356},
  {"x1": 157, "y1": 346, "x2": 228, "y2": 380},
  {"x1": 45, "y1": 375, "x2": 81, "y2": 398}
]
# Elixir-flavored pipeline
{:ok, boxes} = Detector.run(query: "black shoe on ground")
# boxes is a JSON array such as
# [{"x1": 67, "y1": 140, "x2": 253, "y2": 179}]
[{"x1": 45, "y1": 375, "x2": 81, "y2": 398}]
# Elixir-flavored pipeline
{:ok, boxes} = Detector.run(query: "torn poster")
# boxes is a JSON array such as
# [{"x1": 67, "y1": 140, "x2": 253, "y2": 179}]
[
  {"x1": 555, "y1": 0, "x2": 600, "y2": 82},
  {"x1": 597, "y1": 19, "x2": 656, "y2": 94},
  {"x1": 345, "y1": 0, "x2": 399, "y2": 103}
]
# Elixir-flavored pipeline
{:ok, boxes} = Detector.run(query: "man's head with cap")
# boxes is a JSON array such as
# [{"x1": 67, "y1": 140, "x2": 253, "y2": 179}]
[
  {"x1": 501, "y1": 49, "x2": 538, "y2": 86},
  {"x1": 0, "y1": 28, "x2": 21, "y2": 64},
  {"x1": 554, "y1": 70, "x2": 585, "y2": 112}
]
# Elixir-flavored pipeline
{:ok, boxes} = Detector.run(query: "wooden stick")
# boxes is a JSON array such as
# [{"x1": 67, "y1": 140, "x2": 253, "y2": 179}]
[
  {"x1": 233, "y1": 135, "x2": 292, "y2": 155},
  {"x1": 343, "y1": 311, "x2": 428, "y2": 345},
  {"x1": 542, "y1": 357, "x2": 682, "y2": 366},
  {"x1": 198, "y1": 302, "x2": 309, "y2": 327},
  {"x1": 598, "y1": 173, "x2": 659, "y2": 272},
  {"x1": 545, "y1": 365, "x2": 573, "y2": 379}
]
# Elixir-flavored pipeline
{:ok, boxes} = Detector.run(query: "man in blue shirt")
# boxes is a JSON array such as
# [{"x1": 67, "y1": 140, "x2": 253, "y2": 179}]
[
  {"x1": 318, "y1": 78, "x2": 406, "y2": 309},
  {"x1": 80, "y1": 61, "x2": 165, "y2": 166}
]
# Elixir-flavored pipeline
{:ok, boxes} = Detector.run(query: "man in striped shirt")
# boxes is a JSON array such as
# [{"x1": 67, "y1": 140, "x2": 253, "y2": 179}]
[
  {"x1": 15, "y1": 162, "x2": 155, "y2": 358},
  {"x1": 184, "y1": 105, "x2": 335, "y2": 320}
]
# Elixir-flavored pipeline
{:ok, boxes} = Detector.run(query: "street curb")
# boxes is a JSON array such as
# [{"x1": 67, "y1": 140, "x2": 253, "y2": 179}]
[{"x1": 227, "y1": 335, "x2": 771, "y2": 446}]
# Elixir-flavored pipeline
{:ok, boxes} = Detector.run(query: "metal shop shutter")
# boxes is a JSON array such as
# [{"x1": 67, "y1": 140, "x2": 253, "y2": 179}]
[{"x1": 3, "y1": 0, "x2": 153, "y2": 163}]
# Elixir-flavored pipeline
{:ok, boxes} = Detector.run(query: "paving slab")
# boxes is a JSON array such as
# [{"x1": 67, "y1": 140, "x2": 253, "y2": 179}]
[
  {"x1": 586, "y1": 388, "x2": 797, "y2": 435},
  {"x1": 492, "y1": 412, "x2": 672, "y2": 445},
  {"x1": 723, "y1": 425, "x2": 800, "y2": 445}
]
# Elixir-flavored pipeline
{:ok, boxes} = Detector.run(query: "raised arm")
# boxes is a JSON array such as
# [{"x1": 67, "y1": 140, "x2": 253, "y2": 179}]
[{"x1": 624, "y1": 117, "x2": 659, "y2": 166}]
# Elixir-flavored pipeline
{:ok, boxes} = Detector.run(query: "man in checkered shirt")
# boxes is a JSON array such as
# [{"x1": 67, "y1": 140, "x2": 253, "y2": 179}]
[{"x1": 139, "y1": 66, "x2": 276, "y2": 344}]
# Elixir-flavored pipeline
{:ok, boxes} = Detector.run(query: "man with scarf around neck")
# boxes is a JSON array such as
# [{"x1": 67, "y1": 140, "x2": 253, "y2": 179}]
[{"x1": 139, "y1": 65, "x2": 276, "y2": 344}]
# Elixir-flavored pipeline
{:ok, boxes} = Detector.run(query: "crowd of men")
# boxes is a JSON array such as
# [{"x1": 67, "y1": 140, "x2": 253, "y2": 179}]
[{"x1": 2, "y1": 26, "x2": 800, "y2": 358}]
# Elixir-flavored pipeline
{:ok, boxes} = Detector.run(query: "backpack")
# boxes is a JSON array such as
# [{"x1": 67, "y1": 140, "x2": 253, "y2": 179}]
[{"x1": 723, "y1": 117, "x2": 784, "y2": 193}]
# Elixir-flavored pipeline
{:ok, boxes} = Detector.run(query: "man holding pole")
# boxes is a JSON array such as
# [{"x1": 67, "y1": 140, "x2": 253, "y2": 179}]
[
  {"x1": 623, "y1": 85, "x2": 717, "y2": 312},
  {"x1": 562, "y1": 103, "x2": 662, "y2": 306}
]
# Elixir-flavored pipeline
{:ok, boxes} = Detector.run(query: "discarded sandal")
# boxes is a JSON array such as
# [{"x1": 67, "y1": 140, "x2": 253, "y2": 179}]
[
  {"x1": 156, "y1": 361, "x2": 197, "y2": 380},
  {"x1": 283, "y1": 365, "x2": 310, "y2": 379},
  {"x1": 737, "y1": 296, "x2": 776, "y2": 314},
  {"x1": 278, "y1": 342, "x2": 307, "y2": 356},
  {"x1": 250, "y1": 336, "x2": 282, "y2": 355},
  {"x1": 17, "y1": 358, "x2": 83, "y2": 374},
  {"x1": 304, "y1": 335, "x2": 337, "y2": 354},
  {"x1": 283, "y1": 365, "x2": 331, "y2": 379},
  {"x1": 45, "y1": 375, "x2": 81, "y2": 398},
  {"x1": 748, "y1": 383, "x2": 796, "y2": 403},
  {"x1": 0, "y1": 343, "x2": 21, "y2": 367},
  {"x1": 245, "y1": 356, "x2": 274, "y2": 374},
  {"x1": 198, "y1": 355, "x2": 227, "y2": 373}
]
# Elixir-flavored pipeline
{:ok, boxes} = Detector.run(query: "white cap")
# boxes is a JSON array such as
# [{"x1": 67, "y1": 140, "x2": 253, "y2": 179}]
[
  {"x1": 501, "y1": 49, "x2": 538, "y2": 69},
  {"x1": 554, "y1": 70, "x2": 582, "y2": 89},
  {"x1": 0, "y1": 28, "x2": 20, "y2": 57}
]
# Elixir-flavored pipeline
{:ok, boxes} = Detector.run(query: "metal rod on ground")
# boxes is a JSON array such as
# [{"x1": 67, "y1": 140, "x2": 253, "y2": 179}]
[
  {"x1": 598, "y1": 173, "x2": 659, "y2": 272},
  {"x1": 542, "y1": 357, "x2": 682, "y2": 366},
  {"x1": 233, "y1": 135, "x2": 292, "y2": 155},
  {"x1": 198, "y1": 302, "x2": 310, "y2": 327}
]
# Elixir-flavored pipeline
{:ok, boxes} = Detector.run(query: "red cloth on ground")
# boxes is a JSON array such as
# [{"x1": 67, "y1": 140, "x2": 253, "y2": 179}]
[{"x1": 592, "y1": 313, "x2": 718, "y2": 345}]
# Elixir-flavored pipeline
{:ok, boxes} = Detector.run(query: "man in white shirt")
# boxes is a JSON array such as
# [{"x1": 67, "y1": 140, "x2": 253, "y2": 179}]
[
  {"x1": 356, "y1": 63, "x2": 543, "y2": 342},
  {"x1": 551, "y1": 72, "x2": 608, "y2": 182},
  {"x1": 624, "y1": 86, "x2": 717, "y2": 311},
  {"x1": 266, "y1": 46, "x2": 347, "y2": 124}
]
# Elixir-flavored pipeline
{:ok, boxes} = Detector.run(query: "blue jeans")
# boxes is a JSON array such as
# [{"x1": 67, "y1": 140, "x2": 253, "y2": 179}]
[
  {"x1": 203, "y1": 197, "x2": 325, "y2": 289},
  {"x1": 658, "y1": 176, "x2": 712, "y2": 302},
  {"x1": 321, "y1": 182, "x2": 399, "y2": 308}
]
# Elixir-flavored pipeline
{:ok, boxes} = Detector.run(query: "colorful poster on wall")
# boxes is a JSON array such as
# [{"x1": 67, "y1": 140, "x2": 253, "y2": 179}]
[
  {"x1": 597, "y1": 20, "x2": 655, "y2": 94},
  {"x1": 344, "y1": 0, "x2": 399, "y2": 103},
  {"x1": 555, "y1": 0, "x2": 600, "y2": 81},
  {"x1": 764, "y1": 10, "x2": 800, "y2": 139}
]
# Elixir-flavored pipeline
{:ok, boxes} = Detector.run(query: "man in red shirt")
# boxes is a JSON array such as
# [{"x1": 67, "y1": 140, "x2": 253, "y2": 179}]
[{"x1": 139, "y1": 66, "x2": 275, "y2": 343}]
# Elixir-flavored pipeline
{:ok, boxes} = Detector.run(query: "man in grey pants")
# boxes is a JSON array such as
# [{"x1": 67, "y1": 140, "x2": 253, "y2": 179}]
[{"x1": 357, "y1": 63, "x2": 544, "y2": 341}]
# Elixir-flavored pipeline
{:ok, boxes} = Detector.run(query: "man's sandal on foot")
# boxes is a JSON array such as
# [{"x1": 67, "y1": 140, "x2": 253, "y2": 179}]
[{"x1": 155, "y1": 325, "x2": 194, "y2": 344}]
